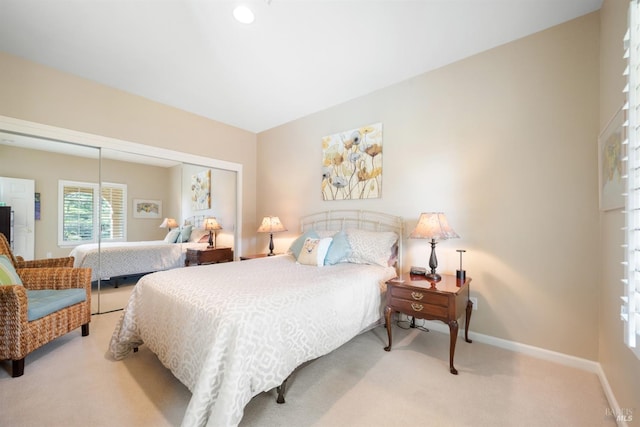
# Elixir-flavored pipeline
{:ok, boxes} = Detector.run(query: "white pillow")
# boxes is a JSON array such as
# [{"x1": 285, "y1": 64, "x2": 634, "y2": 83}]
[
  {"x1": 164, "y1": 229, "x2": 181, "y2": 243},
  {"x1": 297, "y1": 237, "x2": 333, "y2": 267},
  {"x1": 343, "y1": 229, "x2": 398, "y2": 267}
]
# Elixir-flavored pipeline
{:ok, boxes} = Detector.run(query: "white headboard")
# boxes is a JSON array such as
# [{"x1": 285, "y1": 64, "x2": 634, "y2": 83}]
[
  {"x1": 300, "y1": 210, "x2": 403, "y2": 271},
  {"x1": 183, "y1": 215, "x2": 207, "y2": 229}
]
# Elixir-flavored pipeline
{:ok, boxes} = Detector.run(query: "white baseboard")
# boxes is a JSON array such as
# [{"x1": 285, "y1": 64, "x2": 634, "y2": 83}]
[{"x1": 409, "y1": 317, "x2": 625, "y2": 425}]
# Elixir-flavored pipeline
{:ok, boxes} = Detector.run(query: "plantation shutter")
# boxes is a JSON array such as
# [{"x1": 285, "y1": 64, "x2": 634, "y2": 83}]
[
  {"x1": 623, "y1": 0, "x2": 640, "y2": 358},
  {"x1": 101, "y1": 183, "x2": 126, "y2": 241},
  {"x1": 62, "y1": 183, "x2": 95, "y2": 243}
]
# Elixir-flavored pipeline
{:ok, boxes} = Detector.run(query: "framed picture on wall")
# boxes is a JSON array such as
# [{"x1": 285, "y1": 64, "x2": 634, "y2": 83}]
[
  {"x1": 598, "y1": 106, "x2": 626, "y2": 211},
  {"x1": 321, "y1": 122, "x2": 383, "y2": 201},
  {"x1": 191, "y1": 169, "x2": 211, "y2": 210},
  {"x1": 133, "y1": 199, "x2": 162, "y2": 219}
]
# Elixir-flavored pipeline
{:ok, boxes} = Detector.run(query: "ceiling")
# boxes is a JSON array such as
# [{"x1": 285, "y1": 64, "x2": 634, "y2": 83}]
[{"x1": 0, "y1": 0, "x2": 602, "y2": 134}]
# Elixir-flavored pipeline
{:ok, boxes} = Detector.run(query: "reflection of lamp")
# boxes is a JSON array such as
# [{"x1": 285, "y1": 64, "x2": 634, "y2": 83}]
[
  {"x1": 159, "y1": 217, "x2": 178, "y2": 230},
  {"x1": 409, "y1": 212, "x2": 459, "y2": 281},
  {"x1": 204, "y1": 217, "x2": 223, "y2": 248},
  {"x1": 257, "y1": 216, "x2": 287, "y2": 256}
]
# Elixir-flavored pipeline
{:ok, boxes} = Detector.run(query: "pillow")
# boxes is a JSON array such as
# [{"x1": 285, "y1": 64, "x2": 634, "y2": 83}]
[
  {"x1": 179, "y1": 225, "x2": 193, "y2": 243},
  {"x1": 297, "y1": 237, "x2": 332, "y2": 266},
  {"x1": 324, "y1": 230, "x2": 352, "y2": 265},
  {"x1": 288, "y1": 229, "x2": 320, "y2": 260},
  {"x1": 189, "y1": 228, "x2": 209, "y2": 243},
  {"x1": 163, "y1": 229, "x2": 181, "y2": 243},
  {"x1": 0, "y1": 255, "x2": 22, "y2": 286},
  {"x1": 343, "y1": 229, "x2": 398, "y2": 267},
  {"x1": 198, "y1": 233, "x2": 211, "y2": 244}
]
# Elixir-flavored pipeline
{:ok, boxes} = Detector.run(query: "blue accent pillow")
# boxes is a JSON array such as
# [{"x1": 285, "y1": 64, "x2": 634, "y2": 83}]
[
  {"x1": 180, "y1": 225, "x2": 193, "y2": 242},
  {"x1": 0, "y1": 255, "x2": 22, "y2": 286},
  {"x1": 288, "y1": 229, "x2": 320, "y2": 260},
  {"x1": 324, "y1": 230, "x2": 352, "y2": 265}
]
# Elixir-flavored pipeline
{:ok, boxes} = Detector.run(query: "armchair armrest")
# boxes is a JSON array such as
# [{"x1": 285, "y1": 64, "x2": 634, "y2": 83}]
[
  {"x1": 0, "y1": 285, "x2": 29, "y2": 326},
  {"x1": 17, "y1": 267, "x2": 92, "y2": 295},
  {"x1": 16, "y1": 256, "x2": 75, "y2": 268}
]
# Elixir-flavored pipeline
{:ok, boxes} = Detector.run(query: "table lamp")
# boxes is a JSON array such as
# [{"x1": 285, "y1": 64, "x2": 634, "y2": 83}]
[
  {"x1": 159, "y1": 217, "x2": 178, "y2": 230},
  {"x1": 409, "y1": 212, "x2": 459, "y2": 281},
  {"x1": 257, "y1": 216, "x2": 287, "y2": 256},
  {"x1": 204, "y1": 217, "x2": 222, "y2": 248}
]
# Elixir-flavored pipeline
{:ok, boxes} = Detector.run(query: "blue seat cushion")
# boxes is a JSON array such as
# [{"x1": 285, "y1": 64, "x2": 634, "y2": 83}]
[{"x1": 26, "y1": 289, "x2": 86, "y2": 322}]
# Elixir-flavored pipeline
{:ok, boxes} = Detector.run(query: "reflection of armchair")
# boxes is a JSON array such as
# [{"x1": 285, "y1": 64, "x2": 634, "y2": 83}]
[
  {"x1": 0, "y1": 233, "x2": 74, "y2": 268},
  {"x1": 0, "y1": 237, "x2": 91, "y2": 377}
]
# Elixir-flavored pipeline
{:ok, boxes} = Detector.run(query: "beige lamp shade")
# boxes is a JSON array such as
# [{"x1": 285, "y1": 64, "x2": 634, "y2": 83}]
[
  {"x1": 204, "y1": 217, "x2": 223, "y2": 231},
  {"x1": 409, "y1": 212, "x2": 459, "y2": 241},
  {"x1": 257, "y1": 216, "x2": 287, "y2": 233},
  {"x1": 159, "y1": 218, "x2": 179, "y2": 229}
]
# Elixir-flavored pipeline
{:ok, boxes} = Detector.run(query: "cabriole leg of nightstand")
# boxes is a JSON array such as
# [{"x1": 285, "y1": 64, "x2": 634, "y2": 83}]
[
  {"x1": 465, "y1": 300, "x2": 473, "y2": 343},
  {"x1": 448, "y1": 319, "x2": 459, "y2": 375},
  {"x1": 384, "y1": 306, "x2": 393, "y2": 351}
]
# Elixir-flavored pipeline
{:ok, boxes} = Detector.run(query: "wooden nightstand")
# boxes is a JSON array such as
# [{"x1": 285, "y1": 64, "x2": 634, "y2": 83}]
[
  {"x1": 239, "y1": 253, "x2": 281, "y2": 260},
  {"x1": 185, "y1": 247, "x2": 234, "y2": 266},
  {"x1": 384, "y1": 273, "x2": 472, "y2": 375}
]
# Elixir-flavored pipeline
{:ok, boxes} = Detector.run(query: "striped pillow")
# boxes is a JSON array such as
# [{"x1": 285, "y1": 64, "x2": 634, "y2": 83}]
[{"x1": 0, "y1": 255, "x2": 22, "y2": 286}]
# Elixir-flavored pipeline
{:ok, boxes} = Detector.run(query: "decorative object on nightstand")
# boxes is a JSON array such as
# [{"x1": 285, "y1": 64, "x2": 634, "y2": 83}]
[
  {"x1": 456, "y1": 249, "x2": 466, "y2": 282},
  {"x1": 409, "y1": 212, "x2": 459, "y2": 281},
  {"x1": 204, "y1": 217, "x2": 222, "y2": 248},
  {"x1": 159, "y1": 217, "x2": 178, "y2": 230},
  {"x1": 257, "y1": 216, "x2": 287, "y2": 256}
]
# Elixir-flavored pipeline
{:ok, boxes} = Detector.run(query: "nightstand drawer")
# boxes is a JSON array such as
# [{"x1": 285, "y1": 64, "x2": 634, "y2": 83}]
[
  {"x1": 390, "y1": 298, "x2": 449, "y2": 318},
  {"x1": 391, "y1": 287, "x2": 449, "y2": 307}
]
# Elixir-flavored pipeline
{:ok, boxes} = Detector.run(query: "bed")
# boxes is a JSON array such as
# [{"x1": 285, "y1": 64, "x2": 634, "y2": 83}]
[
  {"x1": 109, "y1": 210, "x2": 403, "y2": 427},
  {"x1": 70, "y1": 217, "x2": 217, "y2": 282}
]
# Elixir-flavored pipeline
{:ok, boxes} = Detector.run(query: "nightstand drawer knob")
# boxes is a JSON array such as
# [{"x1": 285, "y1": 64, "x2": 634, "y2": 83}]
[
  {"x1": 411, "y1": 303, "x2": 424, "y2": 312},
  {"x1": 411, "y1": 292, "x2": 424, "y2": 301}
]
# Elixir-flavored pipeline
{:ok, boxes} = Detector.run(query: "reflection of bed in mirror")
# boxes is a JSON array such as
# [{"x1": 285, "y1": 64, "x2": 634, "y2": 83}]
[
  {"x1": 71, "y1": 216, "x2": 228, "y2": 282},
  {"x1": 109, "y1": 210, "x2": 403, "y2": 427}
]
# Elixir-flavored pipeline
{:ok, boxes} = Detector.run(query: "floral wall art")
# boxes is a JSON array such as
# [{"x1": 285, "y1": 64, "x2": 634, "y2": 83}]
[
  {"x1": 322, "y1": 122, "x2": 383, "y2": 200},
  {"x1": 191, "y1": 169, "x2": 211, "y2": 210},
  {"x1": 598, "y1": 106, "x2": 625, "y2": 211}
]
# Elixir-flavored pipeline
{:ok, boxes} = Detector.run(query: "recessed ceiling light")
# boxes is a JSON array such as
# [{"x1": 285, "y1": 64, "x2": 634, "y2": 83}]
[{"x1": 233, "y1": 5, "x2": 255, "y2": 24}]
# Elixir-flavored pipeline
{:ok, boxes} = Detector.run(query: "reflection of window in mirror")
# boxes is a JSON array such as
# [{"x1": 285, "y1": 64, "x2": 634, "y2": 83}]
[{"x1": 58, "y1": 180, "x2": 127, "y2": 246}]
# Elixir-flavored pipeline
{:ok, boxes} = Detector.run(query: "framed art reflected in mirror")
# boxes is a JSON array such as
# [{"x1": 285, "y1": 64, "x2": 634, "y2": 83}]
[{"x1": 133, "y1": 199, "x2": 162, "y2": 219}]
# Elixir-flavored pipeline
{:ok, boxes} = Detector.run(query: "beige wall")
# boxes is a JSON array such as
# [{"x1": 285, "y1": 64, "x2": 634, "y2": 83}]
[
  {"x1": 258, "y1": 13, "x2": 600, "y2": 360},
  {"x1": 599, "y1": 0, "x2": 640, "y2": 422},
  {"x1": 0, "y1": 51, "x2": 257, "y2": 252}
]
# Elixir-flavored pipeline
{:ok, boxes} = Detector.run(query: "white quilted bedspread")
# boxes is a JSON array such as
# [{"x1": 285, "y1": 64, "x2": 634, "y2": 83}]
[
  {"x1": 71, "y1": 241, "x2": 194, "y2": 281},
  {"x1": 109, "y1": 255, "x2": 396, "y2": 427}
]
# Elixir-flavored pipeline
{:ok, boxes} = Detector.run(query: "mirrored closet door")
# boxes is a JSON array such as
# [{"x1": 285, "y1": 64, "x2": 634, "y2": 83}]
[{"x1": 0, "y1": 119, "x2": 241, "y2": 315}]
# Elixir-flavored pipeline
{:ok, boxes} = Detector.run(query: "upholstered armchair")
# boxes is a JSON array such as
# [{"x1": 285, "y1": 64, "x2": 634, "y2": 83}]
[
  {"x1": 0, "y1": 241, "x2": 91, "y2": 377},
  {"x1": 0, "y1": 233, "x2": 74, "y2": 268}
]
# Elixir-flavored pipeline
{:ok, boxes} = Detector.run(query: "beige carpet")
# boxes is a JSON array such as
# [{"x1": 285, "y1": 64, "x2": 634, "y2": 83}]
[{"x1": 0, "y1": 311, "x2": 616, "y2": 427}]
